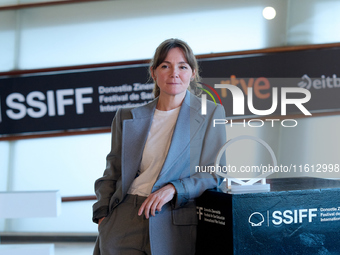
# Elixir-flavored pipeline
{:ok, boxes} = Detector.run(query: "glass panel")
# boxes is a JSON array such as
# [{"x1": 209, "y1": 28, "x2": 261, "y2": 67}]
[
  {"x1": 0, "y1": 141, "x2": 10, "y2": 191},
  {"x1": 18, "y1": 0, "x2": 276, "y2": 69},
  {"x1": 0, "y1": 10, "x2": 16, "y2": 72},
  {"x1": 0, "y1": 141, "x2": 10, "y2": 231},
  {"x1": 2, "y1": 0, "x2": 339, "y2": 71},
  {"x1": 0, "y1": 0, "x2": 18, "y2": 7},
  {"x1": 287, "y1": 0, "x2": 340, "y2": 45},
  {"x1": 10, "y1": 133, "x2": 111, "y2": 196},
  {"x1": 312, "y1": 0, "x2": 340, "y2": 44}
]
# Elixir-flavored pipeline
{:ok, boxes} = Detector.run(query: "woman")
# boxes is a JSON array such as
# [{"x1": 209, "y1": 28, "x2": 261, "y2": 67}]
[{"x1": 92, "y1": 38, "x2": 226, "y2": 255}]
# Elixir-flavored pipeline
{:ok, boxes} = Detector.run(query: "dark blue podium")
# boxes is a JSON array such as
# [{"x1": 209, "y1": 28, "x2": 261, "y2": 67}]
[{"x1": 196, "y1": 178, "x2": 340, "y2": 255}]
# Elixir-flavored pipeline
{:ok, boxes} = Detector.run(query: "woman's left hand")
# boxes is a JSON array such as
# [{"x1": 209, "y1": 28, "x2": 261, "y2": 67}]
[{"x1": 138, "y1": 184, "x2": 176, "y2": 219}]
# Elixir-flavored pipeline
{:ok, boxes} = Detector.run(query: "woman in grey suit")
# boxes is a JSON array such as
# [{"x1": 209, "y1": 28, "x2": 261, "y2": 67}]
[{"x1": 93, "y1": 38, "x2": 226, "y2": 255}]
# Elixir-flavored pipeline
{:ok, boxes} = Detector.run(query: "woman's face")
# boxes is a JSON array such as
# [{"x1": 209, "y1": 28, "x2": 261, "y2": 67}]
[{"x1": 152, "y1": 47, "x2": 195, "y2": 98}]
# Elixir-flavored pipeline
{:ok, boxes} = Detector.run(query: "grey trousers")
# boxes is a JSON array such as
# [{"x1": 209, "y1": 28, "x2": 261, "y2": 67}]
[{"x1": 94, "y1": 195, "x2": 151, "y2": 255}]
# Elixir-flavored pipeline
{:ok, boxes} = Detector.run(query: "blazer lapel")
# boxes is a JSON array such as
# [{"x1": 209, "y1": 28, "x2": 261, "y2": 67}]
[
  {"x1": 158, "y1": 92, "x2": 204, "y2": 178},
  {"x1": 121, "y1": 100, "x2": 157, "y2": 196}
]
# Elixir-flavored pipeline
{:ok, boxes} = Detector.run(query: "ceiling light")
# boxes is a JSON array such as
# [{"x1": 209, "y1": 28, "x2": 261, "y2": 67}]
[{"x1": 263, "y1": 6, "x2": 276, "y2": 20}]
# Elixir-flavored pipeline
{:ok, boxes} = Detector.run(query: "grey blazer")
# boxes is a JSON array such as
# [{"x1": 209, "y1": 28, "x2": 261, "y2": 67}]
[{"x1": 93, "y1": 91, "x2": 227, "y2": 254}]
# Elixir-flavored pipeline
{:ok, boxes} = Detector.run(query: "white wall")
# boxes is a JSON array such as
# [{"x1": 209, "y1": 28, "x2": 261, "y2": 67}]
[
  {"x1": 1, "y1": 133, "x2": 110, "y2": 233},
  {"x1": 8, "y1": 134, "x2": 110, "y2": 196}
]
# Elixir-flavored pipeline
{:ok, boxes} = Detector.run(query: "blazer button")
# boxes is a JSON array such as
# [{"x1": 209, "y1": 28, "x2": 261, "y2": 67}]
[{"x1": 115, "y1": 198, "x2": 120, "y2": 204}]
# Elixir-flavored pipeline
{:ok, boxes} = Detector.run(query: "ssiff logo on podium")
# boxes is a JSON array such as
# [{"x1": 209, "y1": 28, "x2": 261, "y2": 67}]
[{"x1": 249, "y1": 207, "x2": 340, "y2": 227}]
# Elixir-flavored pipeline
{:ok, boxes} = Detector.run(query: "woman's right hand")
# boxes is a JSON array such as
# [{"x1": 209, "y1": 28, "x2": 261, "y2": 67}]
[{"x1": 98, "y1": 217, "x2": 105, "y2": 226}]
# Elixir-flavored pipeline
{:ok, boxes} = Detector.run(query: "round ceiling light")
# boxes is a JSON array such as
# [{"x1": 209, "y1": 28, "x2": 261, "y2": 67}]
[{"x1": 263, "y1": 6, "x2": 276, "y2": 20}]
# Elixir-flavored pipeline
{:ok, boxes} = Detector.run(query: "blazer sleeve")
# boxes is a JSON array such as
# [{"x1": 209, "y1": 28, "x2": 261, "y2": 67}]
[
  {"x1": 170, "y1": 103, "x2": 227, "y2": 209},
  {"x1": 92, "y1": 108, "x2": 124, "y2": 223}
]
